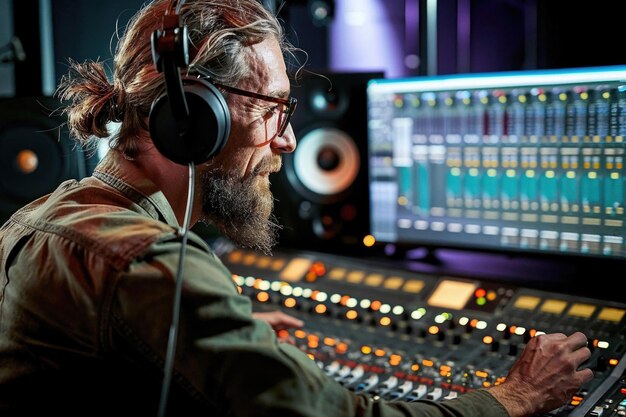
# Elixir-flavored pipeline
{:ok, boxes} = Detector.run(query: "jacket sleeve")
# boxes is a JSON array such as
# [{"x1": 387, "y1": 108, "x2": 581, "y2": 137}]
[{"x1": 106, "y1": 237, "x2": 510, "y2": 417}]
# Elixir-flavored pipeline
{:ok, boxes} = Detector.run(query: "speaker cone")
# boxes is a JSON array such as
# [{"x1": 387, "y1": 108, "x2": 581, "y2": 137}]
[{"x1": 288, "y1": 126, "x2": 360, "y2": 203}]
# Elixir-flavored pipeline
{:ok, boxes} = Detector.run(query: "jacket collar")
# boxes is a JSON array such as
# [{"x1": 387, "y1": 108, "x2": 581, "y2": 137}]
[{"x1": 92, "y1": 149, "x2": 180, "y2": 229}]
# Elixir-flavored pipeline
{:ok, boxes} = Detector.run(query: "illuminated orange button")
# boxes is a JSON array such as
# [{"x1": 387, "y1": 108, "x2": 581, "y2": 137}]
[
  {"x1": 389, "y1": 354, "x2": 402, "y2": 364},
  {"x1": 363, "y1": 234, "x2": 376, "y2": 247},
  {"x1": 328, "y1": 267, "x2": 346, "y2": 280},
  {"x1": 314, "y1": 304, "x2": 327, "y2": 314},
  {"x1": 271, "y1": 259, "x2": 285, "y2": 271},
  {"x1": 228, "y1": 251, "x2": 243, "y2": 263},
  {"x1": 243, "y1": 254, "x2": 256, "y2": 265},
  {"x1": 256, "y1": 256, "x2": 271, "y2": 268},
  {"x1": 311, "y1": 262, "x2": 326, "y2": 275},
  {"x1": 475, "y1": 370, "x2": 489, "y2": 379}
]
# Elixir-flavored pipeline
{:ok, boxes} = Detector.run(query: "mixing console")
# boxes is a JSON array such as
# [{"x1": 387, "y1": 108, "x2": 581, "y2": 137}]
[{"x1": 220, "y1": 247, "x2": 626, "y2": 417}]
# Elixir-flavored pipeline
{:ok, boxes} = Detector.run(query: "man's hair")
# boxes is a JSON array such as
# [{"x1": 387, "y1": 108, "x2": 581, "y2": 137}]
[{"x1": 57, "y1": 0, "x2": 297, "y2": 157}]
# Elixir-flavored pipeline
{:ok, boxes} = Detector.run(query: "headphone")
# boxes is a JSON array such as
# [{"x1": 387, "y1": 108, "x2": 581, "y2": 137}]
[{"x1": 149, "y1": 0, "x2": 230, "y2": 165}]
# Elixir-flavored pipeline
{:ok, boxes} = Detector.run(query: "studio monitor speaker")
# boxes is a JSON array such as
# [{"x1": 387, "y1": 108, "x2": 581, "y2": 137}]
[
  {"x1": 271, "y1": 70, "x2": 383, "y2": 253},
  {"x1": 0, "y1": 96, "x2": 95, "y2": 223}
]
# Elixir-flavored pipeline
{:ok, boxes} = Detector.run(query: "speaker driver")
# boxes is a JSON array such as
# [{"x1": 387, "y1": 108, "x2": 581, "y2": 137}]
[
  {"x1": 272, "y1": 71, "x2": 384, "y2": 253},
  {"x1": 0, "y1": 96, "x2": 94, "y2": 223},
  {"x1": 290, "y1": 126, "x2": 359, "y2": 202},
  {"x1": 0, "y1": 125, "x2": 65, "y2": 201}
]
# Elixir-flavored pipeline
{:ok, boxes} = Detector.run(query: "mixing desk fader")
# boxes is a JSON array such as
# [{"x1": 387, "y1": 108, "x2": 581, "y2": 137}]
[{"x1": 219, "y1": 248, "x2": 626, "y2": 417}]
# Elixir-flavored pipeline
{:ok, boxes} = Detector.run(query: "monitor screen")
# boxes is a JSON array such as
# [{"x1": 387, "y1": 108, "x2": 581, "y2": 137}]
[{"x1": 367, "y1": 65, "x2": 626, "y2": 260}]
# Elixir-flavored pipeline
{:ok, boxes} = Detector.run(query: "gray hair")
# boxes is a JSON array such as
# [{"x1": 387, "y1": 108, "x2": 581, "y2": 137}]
[{"x1": 57, "y1": 0, "x2": 299, "y2": 158}]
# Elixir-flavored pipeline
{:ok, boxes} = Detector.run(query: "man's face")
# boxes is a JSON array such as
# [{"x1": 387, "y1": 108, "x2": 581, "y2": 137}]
[{"x1": 198, "y1": 38, "x2": 296, "y2": 254}]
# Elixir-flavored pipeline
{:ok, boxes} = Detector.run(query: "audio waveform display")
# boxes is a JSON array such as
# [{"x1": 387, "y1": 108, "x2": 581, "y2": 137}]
[{"x1": 367, "y1": 66, "x2": 626, "y2": 259}]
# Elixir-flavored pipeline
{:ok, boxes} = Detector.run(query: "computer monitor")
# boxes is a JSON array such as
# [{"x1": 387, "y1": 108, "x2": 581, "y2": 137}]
[{"x1": 367, "y1": 65, "x2": 626, "y2": 261}]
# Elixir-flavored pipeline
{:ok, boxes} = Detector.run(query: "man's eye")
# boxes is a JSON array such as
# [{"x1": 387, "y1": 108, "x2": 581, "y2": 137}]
[{"x1": 264, "y1": 106, "x2": 279, "y2": 120}]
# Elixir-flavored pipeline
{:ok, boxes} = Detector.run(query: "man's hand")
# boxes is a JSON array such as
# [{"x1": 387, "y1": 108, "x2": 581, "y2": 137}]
[
  {"x1": 253, "y1": 310, "x2": 304, "y2": 335},
  {"x1": 488, "y1": 331, "x2": 593, "y2": 417}
]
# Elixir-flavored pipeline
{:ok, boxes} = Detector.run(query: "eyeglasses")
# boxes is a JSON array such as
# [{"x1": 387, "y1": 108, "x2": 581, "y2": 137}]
[{"x1": 195, "y1": 71, "x2": 297, "y2": 137}]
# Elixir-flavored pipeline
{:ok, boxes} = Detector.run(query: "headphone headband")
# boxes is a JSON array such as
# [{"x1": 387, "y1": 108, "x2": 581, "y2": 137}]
[{"x1": 148, "y1": 1, "x2": 231, "y2": 165}]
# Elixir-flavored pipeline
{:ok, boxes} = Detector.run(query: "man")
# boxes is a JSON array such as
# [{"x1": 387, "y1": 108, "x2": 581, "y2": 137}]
[{"x1": 0, "y1": 0, "x2": 592, "y2": 416}]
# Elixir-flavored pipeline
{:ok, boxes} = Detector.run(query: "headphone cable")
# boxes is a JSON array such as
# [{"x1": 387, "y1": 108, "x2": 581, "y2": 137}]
[{"x1": 157, "y1": 161, "x2": 195, "y2": 417}]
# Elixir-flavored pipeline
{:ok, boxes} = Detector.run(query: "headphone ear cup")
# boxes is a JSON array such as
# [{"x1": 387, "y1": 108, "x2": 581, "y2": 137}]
[{"x1": 149, "y1": 78, "x2": 230, "y2": 165}]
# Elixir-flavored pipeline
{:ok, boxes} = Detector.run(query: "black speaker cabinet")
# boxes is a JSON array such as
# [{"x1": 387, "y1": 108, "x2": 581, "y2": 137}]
[
  {"x1": 271, "y1": 71, "x2": 383, "y2": 253},
  {"x1": 0, "y1": 96, "x2": 95, "y2": 223}
]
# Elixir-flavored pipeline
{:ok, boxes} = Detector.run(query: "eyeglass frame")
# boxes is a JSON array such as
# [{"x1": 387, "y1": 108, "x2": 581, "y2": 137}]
[{"x1": 194, "y1": 70, "x2": 297, "y2": 137}]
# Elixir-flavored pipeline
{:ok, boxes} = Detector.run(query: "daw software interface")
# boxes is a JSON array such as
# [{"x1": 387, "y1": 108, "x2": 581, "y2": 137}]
[{"x1": 367, "y1": 66, "x2": 626, "y2": 260}]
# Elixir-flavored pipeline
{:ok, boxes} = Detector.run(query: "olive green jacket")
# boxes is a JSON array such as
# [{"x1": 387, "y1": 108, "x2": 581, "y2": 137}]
[{"x1": 0, "y1": 149, "x2": 509, "y2": 417}]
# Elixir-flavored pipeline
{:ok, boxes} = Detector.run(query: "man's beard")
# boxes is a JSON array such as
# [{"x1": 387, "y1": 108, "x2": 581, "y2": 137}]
[{"x1": 198, "y1": 162, "x2": 282, "y2": 255}]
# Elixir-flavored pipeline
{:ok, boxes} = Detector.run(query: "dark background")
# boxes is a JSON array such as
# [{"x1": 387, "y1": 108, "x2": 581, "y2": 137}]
[{"x1": 3, "y1": 0, "x2": 626, "y2": 97}]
